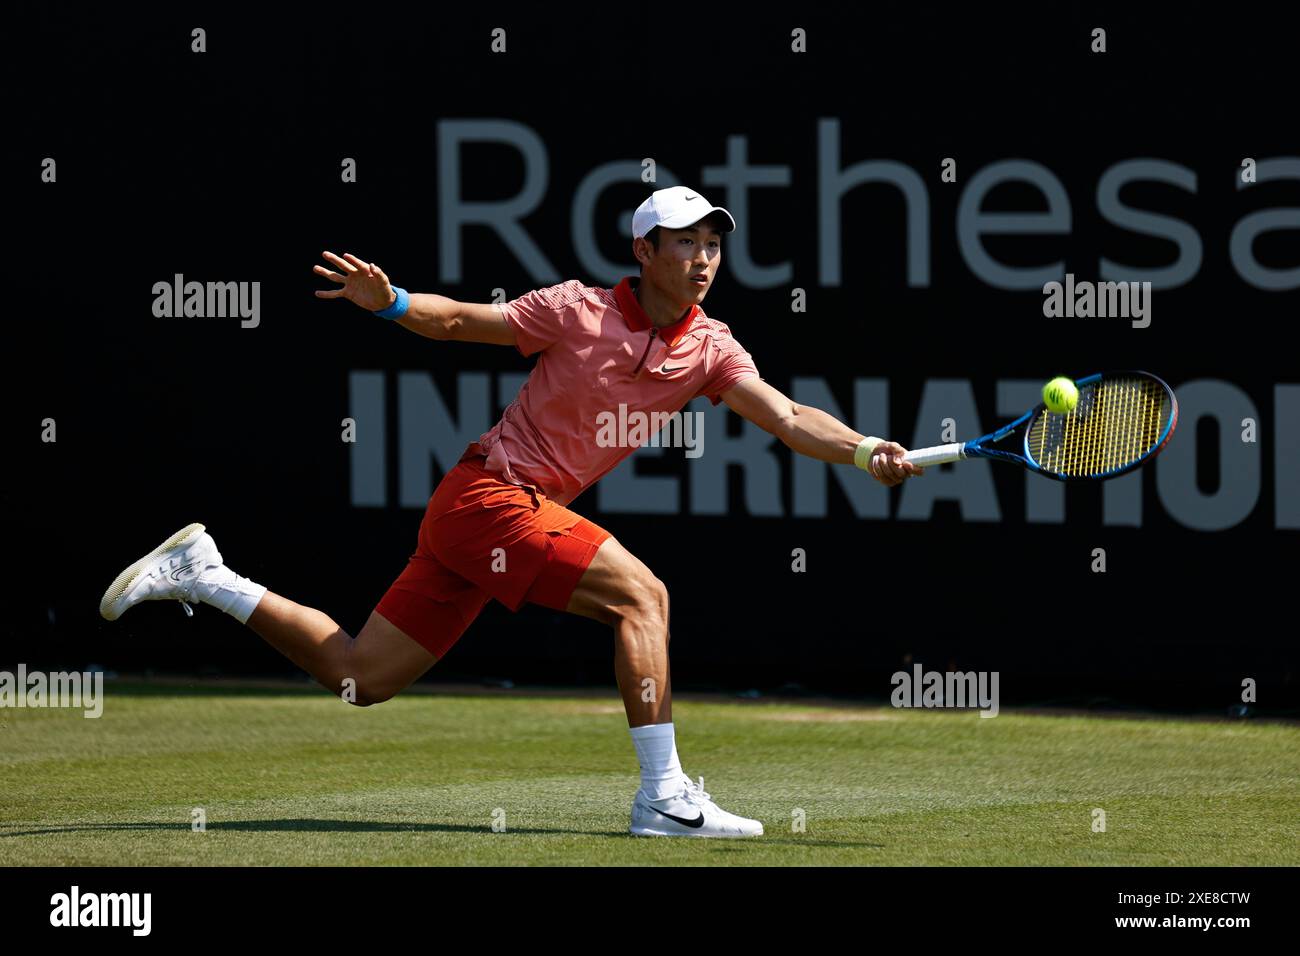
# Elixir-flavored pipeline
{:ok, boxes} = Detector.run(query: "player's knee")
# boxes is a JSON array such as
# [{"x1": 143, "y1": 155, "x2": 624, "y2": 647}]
[
  {"x1": 624, "y1": 573, "x2": 669, "y2": 628},
  {"x1": 337, "y1": 675, "x2": 397, "y2": 707},
  {"x1": 348, "y1": 686, "x2": 392, "y2": 707}
]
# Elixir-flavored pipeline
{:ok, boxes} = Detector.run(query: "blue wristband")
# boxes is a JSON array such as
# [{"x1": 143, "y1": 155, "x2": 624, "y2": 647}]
[{"x1": 373, "y1": 286, "x2": 409, "y2": 320}]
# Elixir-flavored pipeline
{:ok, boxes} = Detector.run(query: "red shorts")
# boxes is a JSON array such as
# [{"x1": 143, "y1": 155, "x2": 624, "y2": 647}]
[{"x1": 375, "y1": 444, "x2": 612, "y2": 658}]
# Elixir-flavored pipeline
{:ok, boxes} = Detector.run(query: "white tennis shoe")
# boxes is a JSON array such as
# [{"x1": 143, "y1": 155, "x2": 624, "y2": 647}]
[
  {"x1": 99, "y1": 522, "x2": 221, "y2": 621},
  {"x1": 630, "y1": 773, "x2": 764, "y2": 838}
]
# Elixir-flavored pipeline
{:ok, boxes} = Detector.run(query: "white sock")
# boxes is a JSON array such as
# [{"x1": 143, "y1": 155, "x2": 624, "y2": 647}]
[
  {"x1": 193, "y1": 564, "x2": 267, "y2": 624},
  {"x1": 629, "y1": 722, "x2": 685, "y2": 801}
]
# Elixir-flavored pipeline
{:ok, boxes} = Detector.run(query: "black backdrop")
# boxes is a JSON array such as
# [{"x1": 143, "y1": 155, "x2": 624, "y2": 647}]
[{"x1": 5, "y1": 7, "x2": 1297, "y2": 710}]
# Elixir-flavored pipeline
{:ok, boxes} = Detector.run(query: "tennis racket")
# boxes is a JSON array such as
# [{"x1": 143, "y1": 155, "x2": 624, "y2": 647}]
[{"x1": 903, "y1": 371, "x2": 1178, "y2": 481}]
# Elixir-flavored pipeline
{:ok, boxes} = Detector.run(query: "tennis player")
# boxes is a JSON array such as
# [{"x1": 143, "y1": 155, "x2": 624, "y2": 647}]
[{"x1": 100, "y1": 186, "x2": 924, "y2": 838}]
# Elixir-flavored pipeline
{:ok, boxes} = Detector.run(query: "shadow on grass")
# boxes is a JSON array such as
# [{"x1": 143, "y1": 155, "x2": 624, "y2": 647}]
[{"x1": 0, "y1": 820, "x2": 883, "y2": 846}]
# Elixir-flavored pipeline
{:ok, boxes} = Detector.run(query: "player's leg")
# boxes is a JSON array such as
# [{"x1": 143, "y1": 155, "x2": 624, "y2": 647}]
[
  {"x1": 552, "y1": 534, "x2": 762, "y2": 838},
  {"x1": 561, "y1": 536, "x2": 672, "y2": 728},
  {"x1": 98, "y1": 521, "x2": 471, "y2": 706},
  {"x1": 245, "y1": 456, "x2": 496, "y2": 700},
  {"x1": 245, "y1": 597, "x2": 436, "y2": 706}
]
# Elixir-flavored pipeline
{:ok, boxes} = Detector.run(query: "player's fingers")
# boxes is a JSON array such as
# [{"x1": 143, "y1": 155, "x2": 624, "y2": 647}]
[
  {"x1": 314, "y1": 288, "x2": 345, "y2": 298},
  {"x1": 313, "y1": 265, "x2": 347, "y2": 284},
  {"x1": 341, "y1": 253, "x2": 372, "y2": 274},
  {"x1": 872, "y1": 452, "x2": 888, "y2": 482},
  {"x1": 878, "y1": 447, "x2": 899, "y2": 481},
  {"x1": 873, "y1": 453, "x2": 900, "y2": 486},
  {"x1": 323, "y1": 251, "x2": 358, "y2": 273},
  {"x1": 373, "y1": 263, "x2": 389, "y2": 281}
]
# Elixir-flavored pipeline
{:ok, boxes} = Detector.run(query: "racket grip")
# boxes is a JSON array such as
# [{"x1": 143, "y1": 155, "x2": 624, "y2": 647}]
[{"x1": 903, "y1": 443, "x2": 966, "y2": 467}]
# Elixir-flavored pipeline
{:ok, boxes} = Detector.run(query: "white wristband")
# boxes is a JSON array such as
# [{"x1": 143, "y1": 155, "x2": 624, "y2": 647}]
[{"x1": 854, "y1": 436, "x2": 884, "y2": 471}]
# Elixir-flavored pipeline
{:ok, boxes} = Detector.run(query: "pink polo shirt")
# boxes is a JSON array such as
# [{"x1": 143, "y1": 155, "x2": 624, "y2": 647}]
[{"x1": 468, "y1": 275, "x2": 761, "y2": 506}]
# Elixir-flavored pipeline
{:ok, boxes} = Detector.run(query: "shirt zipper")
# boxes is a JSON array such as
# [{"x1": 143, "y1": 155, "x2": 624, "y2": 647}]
[{"x1": 632, "y1": 327, "x2": 657, "y2": 375}]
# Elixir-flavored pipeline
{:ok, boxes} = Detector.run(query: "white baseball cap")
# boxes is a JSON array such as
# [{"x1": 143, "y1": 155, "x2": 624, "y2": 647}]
[{"x1": 632, "y1": 186, "x2": 736, "y2": 239}]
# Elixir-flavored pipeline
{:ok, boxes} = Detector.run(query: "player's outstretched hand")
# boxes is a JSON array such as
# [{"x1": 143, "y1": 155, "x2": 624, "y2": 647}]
[
  {"x1": 867, "y1": 440, "x2": 925, "y2": 487},
  {"x1": 313, "y1": 251, "x2": 397, "y2": 312}
]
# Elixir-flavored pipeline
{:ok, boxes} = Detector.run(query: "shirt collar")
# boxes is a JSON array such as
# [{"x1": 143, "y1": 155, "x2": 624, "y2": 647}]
[{"x1": 614, "y1": 276, "x2": 700, "y2": 347}]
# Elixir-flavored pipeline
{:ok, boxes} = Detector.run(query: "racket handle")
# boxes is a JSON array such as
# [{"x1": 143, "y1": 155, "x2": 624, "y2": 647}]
[{"x1": 903, "y1": 443, "x2": 966, "y2": 467}]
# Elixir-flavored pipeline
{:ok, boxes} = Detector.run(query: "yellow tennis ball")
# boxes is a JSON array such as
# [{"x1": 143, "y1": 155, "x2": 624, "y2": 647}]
[{"x1": 1043, "y1": 377, "x2": 1079, "y2": 413}]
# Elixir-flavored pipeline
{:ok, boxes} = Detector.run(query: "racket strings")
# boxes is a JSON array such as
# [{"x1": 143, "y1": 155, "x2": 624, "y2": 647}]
[{"x1": 1029, "y1": 375, "x2": 1171, "y2": 477}]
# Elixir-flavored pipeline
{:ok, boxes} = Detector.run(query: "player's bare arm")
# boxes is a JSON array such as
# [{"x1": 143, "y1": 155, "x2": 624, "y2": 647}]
[
  {"x1": 720, "y1": 376, "x2": 924, "y2": 487},
  {"x1": 312, "y1": 250, "x2": 516, "y2": 347}
]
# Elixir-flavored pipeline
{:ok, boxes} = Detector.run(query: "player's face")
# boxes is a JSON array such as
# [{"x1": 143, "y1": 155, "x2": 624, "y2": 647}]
[{"x1": 643, "y1": 218, "x2": 723, "y2": 307}]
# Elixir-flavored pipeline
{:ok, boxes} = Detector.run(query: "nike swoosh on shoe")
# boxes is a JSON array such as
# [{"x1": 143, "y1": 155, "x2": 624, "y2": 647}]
[{"x1": 653, "y1": 807, "x2": 704, "y2": 828}]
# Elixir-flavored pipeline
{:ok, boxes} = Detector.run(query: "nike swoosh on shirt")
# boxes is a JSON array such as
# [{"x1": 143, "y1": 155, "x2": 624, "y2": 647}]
[{"x1": 659, "y1": 365, "x2": 687, "y2": 373}]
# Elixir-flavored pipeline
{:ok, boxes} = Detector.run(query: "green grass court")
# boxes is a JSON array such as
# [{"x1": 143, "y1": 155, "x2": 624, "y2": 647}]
[{"x1": 2, "y1": 681, "x2": 1295, "y2": 866}]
